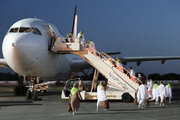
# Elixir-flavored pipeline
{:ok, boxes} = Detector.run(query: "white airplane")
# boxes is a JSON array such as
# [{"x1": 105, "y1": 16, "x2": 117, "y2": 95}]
[
  {"x1": 1, "y1": 6, "x2": 180, "y2": 83},
  {"x1": 0, "y1": 18, "x2": 90, "y2": 81},
  {"x1": 0, "y1": 6, "x2": 90, "y2": 82}
]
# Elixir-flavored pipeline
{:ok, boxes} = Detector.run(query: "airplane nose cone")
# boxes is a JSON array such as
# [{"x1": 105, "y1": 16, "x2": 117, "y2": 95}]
[
  {"x1": 2, "y1": 34, "x2": 38, "y2": 75},
  {"x1": 4, "y1": 34, "x2": 35, "y2": 58},
  {"x1": 13, "y1": 35, "x2": 36, "y2": 52}
]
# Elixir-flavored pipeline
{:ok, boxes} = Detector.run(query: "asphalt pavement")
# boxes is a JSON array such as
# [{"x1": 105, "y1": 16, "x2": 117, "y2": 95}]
[{"x1": 0, "y1": 94, "x2": 180, "y2": 120}]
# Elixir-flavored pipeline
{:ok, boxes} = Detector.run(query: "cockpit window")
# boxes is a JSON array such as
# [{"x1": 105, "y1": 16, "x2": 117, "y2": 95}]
[
  {"x1": 9, "y1": 27, "x2": 42, "y2": 35},
  {"x1": 9, "y1": 28, "x2": 19, "y2": 33},
  {"x1": 19, "y1": 27, "x2": 31, "y2": 33},
  {"x1": 32, "y1": 28, "x2": 42, "y2": 35}
]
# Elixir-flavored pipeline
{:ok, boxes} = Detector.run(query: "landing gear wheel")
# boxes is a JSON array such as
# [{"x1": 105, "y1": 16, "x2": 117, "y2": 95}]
[
  {"x1": 14, "y1": 86, "x2": 27, "y2": 96},
  {"x1": 122, "y1": 93, "x2": 133, "y2": 103},
  {"x1": 26, "y1": 90, "x2": 32, "y2": 100},
  {"x1": 33, "y1": 91, "x2": 38, "y2": 101}
]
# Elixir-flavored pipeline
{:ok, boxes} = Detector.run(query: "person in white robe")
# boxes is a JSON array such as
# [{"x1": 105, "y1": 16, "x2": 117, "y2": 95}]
[
  {"x1": 152, "y1": 81, "x2": 159, "y2": 101},
  {"x1": 156, "y1": 82, "x2": 166, "y2": 106},
  {"x1": 96, "y1": 81, "x2": 108, "y2": 111},
  {"x1": 77, "y1": 30, "x2": 85, "y2": 45},
  {"x1": 129, "y1": 67, "x2": 136, "y2": 81},
  {"x1": 137, "y1": 82, "x2": 148, "y2": 108},
  {"x1": 147, "y1": 79, "x2": 153, "y2": 100},
  {"x1": 88, "y1": 40, "x2": 96, "y2": 55},
  {"x1": 165, "y1": 82, "x2": 172, "y2": 103}
]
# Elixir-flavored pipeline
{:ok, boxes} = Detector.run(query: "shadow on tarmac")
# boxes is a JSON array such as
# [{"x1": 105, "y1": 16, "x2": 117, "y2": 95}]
[
  {"x1": 75, "y1": 111, "x2": 138, "y2": 115},
  {"x1": 0, "y1": 100, "x2": 42, "y2": 107}
]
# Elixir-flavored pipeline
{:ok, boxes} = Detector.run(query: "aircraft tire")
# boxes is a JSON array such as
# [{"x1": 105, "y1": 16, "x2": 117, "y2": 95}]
[
  {"x1": 122, "y1": 93, "x2": 133, "y2": 103},
  {"x1": 26, "y1": 90, "x2": 32, "y2": 99},
  {"x1": 14, "y1": 86, "x2": 28, "y2": 96},
  {"x1": 33, "y1": 91, "x2": 38, "y2": 101}
]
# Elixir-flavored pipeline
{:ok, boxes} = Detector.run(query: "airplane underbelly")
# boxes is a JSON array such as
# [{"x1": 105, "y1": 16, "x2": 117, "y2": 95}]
[{"x1": 33, "y1": 54, "x2": 72, "y2": 80}]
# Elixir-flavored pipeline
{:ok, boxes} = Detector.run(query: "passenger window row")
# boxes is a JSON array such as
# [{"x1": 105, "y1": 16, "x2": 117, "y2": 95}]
[{"x1": 9, "y1": 27, "x2": 42, "y2": 35}]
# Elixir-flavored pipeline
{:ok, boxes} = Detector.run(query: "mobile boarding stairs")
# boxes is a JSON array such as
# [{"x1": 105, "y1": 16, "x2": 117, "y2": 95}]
[{"x1": 51, "y1": 37, "x2": 140, "y2": 101}]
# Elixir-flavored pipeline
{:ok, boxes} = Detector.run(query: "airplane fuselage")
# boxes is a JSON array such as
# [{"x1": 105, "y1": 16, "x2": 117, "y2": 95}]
[{"x1": 2, "y1": 18, "x2": 77, "y2": 80}]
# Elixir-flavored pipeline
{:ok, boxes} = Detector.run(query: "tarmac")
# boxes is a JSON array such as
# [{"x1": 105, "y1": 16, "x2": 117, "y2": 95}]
[{"x1": 1, "y1": 93, "x2": 180, "y2": 120}]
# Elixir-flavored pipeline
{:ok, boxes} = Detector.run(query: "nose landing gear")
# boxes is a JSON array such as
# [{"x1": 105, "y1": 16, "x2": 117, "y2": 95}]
[{"x1": 26, "y1": 76, "x2": 41, "y2": 101}]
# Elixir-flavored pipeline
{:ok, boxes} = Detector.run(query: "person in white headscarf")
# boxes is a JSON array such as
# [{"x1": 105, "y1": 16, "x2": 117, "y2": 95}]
[
  {"x1": 96, "y1": 81, "x2": 109, "y2": 111},
  {"x1": 137, "y1": 81, "x2": 148, "y2": 108},
  {"x1": 156, "y1": 82, "x2": 166, "y2": 106},
  {"x1": 165, "y1": 82, "x2": 172, "y2": 103}
]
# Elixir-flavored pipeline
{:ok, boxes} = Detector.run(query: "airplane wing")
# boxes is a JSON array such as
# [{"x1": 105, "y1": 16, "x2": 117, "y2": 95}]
[
  {"x1": 120, "y1": 56, "x2": 180, "y2": 66},
  {"x1": 0, "y1": 58, "x2": 9, "y2": 68},
  {"x1": 105, "y1": 51, "x2": 121, "y2": 55}
]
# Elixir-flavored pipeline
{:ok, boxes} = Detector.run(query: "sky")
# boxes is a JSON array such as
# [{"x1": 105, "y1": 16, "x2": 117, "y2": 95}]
[{"x1": 1, "y1": 0, "x2": 180, "y2": 76}]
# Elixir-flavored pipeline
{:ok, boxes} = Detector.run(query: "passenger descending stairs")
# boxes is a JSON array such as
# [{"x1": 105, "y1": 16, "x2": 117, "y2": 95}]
[{"x1": 51, "y1": 38, "x2": 139, "y2": 99}]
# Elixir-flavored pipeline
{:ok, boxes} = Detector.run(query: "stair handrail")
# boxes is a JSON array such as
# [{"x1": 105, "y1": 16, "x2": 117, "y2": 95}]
[
  {"x1": 58, "y1": 37, "x2": 142, "y2": 84},
  {"x1": 83, "y1": 41, "x2": 130, "y2": 74},
  {"x1": 83, "y1": 41, "x2": 142, "y2": 84}
]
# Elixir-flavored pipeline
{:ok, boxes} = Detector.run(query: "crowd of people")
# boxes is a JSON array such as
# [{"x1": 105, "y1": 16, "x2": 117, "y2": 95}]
[
  {"x1": 137, "y1": 79, "x2": 172, "y2": 108},
  {"x1": 67, "y1": 79, "x2": 173, "y2": 115}
]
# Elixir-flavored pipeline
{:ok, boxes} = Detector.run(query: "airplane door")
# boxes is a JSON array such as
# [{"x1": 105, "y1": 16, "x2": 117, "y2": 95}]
[{"x1": 48, "y1": 24, "x2": 57, "y2": 52}]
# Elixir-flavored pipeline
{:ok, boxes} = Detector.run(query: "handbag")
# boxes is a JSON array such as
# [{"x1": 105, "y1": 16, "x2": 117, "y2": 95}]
[
  {"x1": 67, "y1": 103, "x2": 72, "y2": 112},
  {"x1": 104, "y1": 100, "x2": 110, "y2": 110}
]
